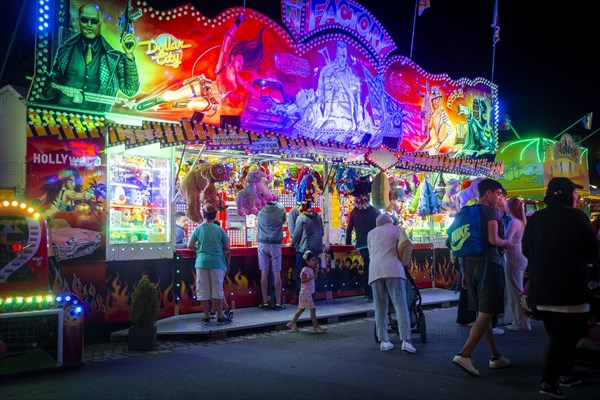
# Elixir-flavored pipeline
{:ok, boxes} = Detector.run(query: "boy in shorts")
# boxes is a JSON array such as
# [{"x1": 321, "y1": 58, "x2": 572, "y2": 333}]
[{"x1": 452, "y1": 179, "x2": 512, "y2": 376}]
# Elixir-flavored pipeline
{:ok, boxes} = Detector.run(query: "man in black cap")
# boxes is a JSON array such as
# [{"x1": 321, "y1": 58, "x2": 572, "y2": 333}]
[{"x1": 522, "y1": 177, "x2": 598, "y2": 398}]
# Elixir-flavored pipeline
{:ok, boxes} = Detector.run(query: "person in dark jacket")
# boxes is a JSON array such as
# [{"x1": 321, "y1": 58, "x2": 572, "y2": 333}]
[
  {"x1": 522, "y1": 177, "x2": 598, "y2": 398},
  {"x1": 291, "y1": 205, "x2": 324, "y2": 295},
  {"x1": 345, "y1": 195, "x2": 381, "y2": 300},
  {"x1": 257, "y1": 201, "x2": 287, "y2": 310}
]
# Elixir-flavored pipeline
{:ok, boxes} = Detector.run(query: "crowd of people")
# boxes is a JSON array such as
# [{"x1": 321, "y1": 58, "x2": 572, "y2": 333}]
[{"x1": 178, "y1": 176, "x2": 597, "y2": 399}]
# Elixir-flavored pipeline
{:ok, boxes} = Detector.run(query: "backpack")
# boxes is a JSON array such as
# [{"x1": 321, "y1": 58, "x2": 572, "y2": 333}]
[{"x1": 446, "y1": 204, "x2": 486, "y2": 257}]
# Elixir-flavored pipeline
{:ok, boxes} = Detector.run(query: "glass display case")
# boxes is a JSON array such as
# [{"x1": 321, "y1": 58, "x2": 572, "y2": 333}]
[{"x1": 107, "y1": 146, "x2": 173, "y2": 261}]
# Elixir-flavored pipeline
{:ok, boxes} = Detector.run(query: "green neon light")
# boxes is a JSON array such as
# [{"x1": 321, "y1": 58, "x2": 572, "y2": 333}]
[{"x1": 519, "y1": 139, "x2": 540, "y2": 162}]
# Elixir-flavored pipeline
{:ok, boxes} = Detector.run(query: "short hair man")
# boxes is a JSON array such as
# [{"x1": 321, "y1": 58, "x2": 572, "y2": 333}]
[
  {"x1": 257, "y1": 200, "x2": 287, "y2": 310},
  {"x1": 174, "y1": 211, "x2": 188, "y2": 249},
  {"x1": 452, "y1": 178, "x2": 512, "y2": 376}
]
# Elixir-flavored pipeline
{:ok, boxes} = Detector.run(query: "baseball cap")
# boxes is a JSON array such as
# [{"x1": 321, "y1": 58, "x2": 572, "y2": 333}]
[
  {"x1": 543, "y1": 177, "x2": 583, "y2": 204},
  {"x1": 202, "y1": 206, "x2": 218, "y2": 220}
]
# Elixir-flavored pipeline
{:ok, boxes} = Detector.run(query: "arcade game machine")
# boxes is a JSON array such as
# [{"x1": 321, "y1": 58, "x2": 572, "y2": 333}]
[{"x1": 0, "y1": 198, "x2": 84, "y2": 376}]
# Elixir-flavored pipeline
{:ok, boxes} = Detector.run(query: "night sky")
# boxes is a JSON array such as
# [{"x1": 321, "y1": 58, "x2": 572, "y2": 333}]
[{"x1": 1, "y1": 0, "x2": 598, "y2": 183}]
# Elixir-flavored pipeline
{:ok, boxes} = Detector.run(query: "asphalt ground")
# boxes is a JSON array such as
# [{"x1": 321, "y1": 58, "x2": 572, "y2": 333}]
[{"x1": 2, "y1": 306, "x2": 599, "y2": 400}]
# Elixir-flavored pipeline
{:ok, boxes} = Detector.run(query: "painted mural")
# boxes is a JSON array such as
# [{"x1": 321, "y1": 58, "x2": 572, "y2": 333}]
[
  {"x1": 25, "y1": 137, "x2": 107, "y2": 263},
  {"x1": 27, "y1": 0, "x2": 498, "y2": 156}
]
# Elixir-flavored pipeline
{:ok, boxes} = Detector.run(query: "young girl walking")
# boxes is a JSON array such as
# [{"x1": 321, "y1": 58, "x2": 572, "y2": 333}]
[{"x1": 287, "y1": 251, "x2": 327, "y2": 334}]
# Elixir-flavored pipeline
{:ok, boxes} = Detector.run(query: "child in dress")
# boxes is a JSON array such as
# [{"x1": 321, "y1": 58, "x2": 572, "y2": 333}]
[{"x1": 287, "y1": 251, "x2": 327, "y2": 334}]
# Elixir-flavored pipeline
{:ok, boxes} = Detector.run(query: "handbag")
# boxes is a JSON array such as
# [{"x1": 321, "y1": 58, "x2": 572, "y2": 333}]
[
  {"x1": 519, "y1": 280, "x2": 542, "y2": 320},
  {"x1": 397, "y1": 239, "x2": 413, "y2": 266}
]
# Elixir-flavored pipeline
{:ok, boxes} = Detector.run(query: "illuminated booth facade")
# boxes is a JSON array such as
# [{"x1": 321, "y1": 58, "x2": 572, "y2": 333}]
[{"x1": 21, "y1": 0, "x2": 503, "y2": 325}]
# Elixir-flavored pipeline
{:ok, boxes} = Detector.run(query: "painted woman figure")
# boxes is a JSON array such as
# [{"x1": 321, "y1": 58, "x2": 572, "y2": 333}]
[
  {"x1": 136, "y1": 14, "x2": 265, "y2": 122},
  {"x1": 38, "y1": 168, "x2": 90, "y2": 219}
]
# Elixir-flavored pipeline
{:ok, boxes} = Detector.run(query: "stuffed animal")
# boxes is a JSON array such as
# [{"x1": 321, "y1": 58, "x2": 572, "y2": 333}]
[
  {"x1": 441, "y1": 179, "x2": 461, "y2": 216},
  {"x1": 179, "y1": 162, "x2": 229, "y2": 223},
  {"x1": 457, "y1": 177, "x2": 484, "y2": 209},
  {"x1": 235, "y1": 169, "x2": 276, "y2": 216},
  {"x1": 369, "y1": 172, "x2": 389, "y2": 210},
  {"x1": 251, "y1": 171, "x2": 277, "y2": 206}
]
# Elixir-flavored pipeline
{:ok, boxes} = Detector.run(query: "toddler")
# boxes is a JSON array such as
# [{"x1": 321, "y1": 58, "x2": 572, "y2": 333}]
[{"x1": 287, "y1": 251, "x2": 327, "y2": 334}]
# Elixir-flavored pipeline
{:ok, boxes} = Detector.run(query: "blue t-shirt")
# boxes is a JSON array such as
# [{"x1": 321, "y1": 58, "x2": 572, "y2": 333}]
[{"x1": 189, "y1": 222, "x2": 230, "y2": 270}]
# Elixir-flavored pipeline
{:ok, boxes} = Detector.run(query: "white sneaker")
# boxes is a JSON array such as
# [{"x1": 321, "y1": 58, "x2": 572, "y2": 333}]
[
  {"x1": 492, "y1": 327, "x2": 504, "y2": 335},
  {"x1": 380, "y1": 340, "x2": 395, "y2": 351},
  {"x1": 401, "y1": 341, "x2": 416, "y2": 354},
  {"x1": 452, "y1": 354, "x2": 480, "y2": 376},
  {"x1": 489, "y1": 355, "x2": 511, "y2": 369}
]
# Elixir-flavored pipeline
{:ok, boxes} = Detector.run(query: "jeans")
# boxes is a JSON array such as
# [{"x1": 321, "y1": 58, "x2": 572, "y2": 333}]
[{"x1": 372, "y1": 277, "x2": 411, "y2": 342}]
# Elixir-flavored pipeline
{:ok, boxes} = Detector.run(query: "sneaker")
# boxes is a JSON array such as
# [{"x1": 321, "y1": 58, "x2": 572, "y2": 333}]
[
  {"x1": 258, "y1": 303, "x2": 270, "y2": 310},
  {"x1": 492, "y1": 327, "x2": 505, "y2": 335},
  {"x1": 507, "y1": 325, "x2": 530, "y2": 332},
  {"x1": 313, "y1": 326, "x2": 327, "y2": 334},
  {"x1": 380, "y1": 341, "x2": 395, "y2": 351},
  {"x1": 401, "y1": 341, "x2": 416, "y2": 354},
  {"x1": 201, "y1": 317, "x2": 211, "y2": 325},
  {"x1": 558, "y1": 375, "x2": 582, "y2": 387},
  {"x1": 274, "y1": 303, "x2": 285, "y2": 311},
  {"x1": 452, "y1": 354, "x2": 480, "y2": 376},
  {"x1": 217, "y1": 317, "x2": 232, "y2": 325},
  {"x1": 286, "y1": 321, "x2": 299, "y2": 332},
  {"x1": 489, "y1": 355, "x2": 511, "y2": 369},
  {"x1": 539, "y1": 383, "x2": 565, "y2": 399}
]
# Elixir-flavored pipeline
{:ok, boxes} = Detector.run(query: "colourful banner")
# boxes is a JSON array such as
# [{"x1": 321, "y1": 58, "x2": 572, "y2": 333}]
[{"x1": 27, "y1": 0, "x2": 498, "y2": 156}]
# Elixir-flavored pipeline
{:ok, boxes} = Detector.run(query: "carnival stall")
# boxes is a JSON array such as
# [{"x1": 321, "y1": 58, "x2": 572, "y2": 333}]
[
  {"x1": 18, "y1": 0, "x2": 504, "y2": 324},
  {"x1": 496, "y1": 134, "x2": 590, "y2": 210}
]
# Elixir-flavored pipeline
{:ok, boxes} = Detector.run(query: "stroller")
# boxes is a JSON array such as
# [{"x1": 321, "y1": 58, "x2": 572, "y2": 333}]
[{"x1": 373, "y1": 266, "x2": 427, "y2": 343}]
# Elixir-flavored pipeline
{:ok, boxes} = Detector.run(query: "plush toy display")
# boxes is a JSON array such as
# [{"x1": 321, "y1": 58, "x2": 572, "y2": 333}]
[
  {"x1": 371, "y1": 171, "x2": 390, "y2": 210},
  {"x1": 441, "y1": 179, "x2": 461, "y2": 216},
  {"x1": 179, "y1": 162, "x2": 229, "y2": 223},
  {"x1": 295, "y1": 166, "x2": 321, "y2": 211},
  {"x1": 457, "y1": 177, "x2": 484, "y2": 209},
  {"x1": 235, "y1": 169, "x2": 277, "y2": 216}
]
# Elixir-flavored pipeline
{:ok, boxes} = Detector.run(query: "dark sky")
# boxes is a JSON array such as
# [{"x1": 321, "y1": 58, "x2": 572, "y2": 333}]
[{"x1": 1, "y1": 0, "x2": 599, "y2": 182}]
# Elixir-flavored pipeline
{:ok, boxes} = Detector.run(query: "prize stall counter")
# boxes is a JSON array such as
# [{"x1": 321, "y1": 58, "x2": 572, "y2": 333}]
[{"x1": 175, "y1": 240, "x2": 366, "y2": 313}]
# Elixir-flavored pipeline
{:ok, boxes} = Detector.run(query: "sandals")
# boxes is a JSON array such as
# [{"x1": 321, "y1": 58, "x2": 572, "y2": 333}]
[
  {"x1": 313, "y1": 326, "x2": 327, "y2": 334},
  {"x1": 286, "y1": 322, "x2": 299, "y2": 332}
]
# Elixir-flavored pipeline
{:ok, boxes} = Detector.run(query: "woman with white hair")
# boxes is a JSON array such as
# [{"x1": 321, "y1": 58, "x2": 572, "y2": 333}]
[{"x1": 367, "y1": 213, "x2": 416, "y2": 353}]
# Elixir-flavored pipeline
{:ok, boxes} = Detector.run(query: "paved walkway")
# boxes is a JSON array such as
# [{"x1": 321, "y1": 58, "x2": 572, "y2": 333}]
[{"x1": 110, "y1": 288, "x2": 459, "y2": 341}]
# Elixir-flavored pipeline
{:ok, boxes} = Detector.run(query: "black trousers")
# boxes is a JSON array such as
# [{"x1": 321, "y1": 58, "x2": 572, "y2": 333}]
[
  {"x1": 540, "y1": 311, "x2": 588, "y2": 385},
  {"x1": 359, "y1": 248, "x2": 372, "y2": 299}
]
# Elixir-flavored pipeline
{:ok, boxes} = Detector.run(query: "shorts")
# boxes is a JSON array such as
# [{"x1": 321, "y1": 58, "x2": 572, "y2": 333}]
[
  {"x1": 298, "y1": 292, "x2": 315, "y2": 309},
  {"x1": 195, "y1": 268, "x2": 225, "y2": 301},
  {"x1": 258, "y1": 243, "x2": 282, "y2": 272},
  {"x1": 464, "y1": 257, "x2": 504, "y2": 314}
]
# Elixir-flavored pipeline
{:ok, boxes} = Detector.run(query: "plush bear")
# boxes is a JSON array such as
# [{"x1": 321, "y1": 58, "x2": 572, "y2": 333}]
[
  {"x1": 179, "y1": 163, "x2": 228, "y2": 223},
  {"x1": 441, "y1": 179, "x2": 461, "y2": 216}
]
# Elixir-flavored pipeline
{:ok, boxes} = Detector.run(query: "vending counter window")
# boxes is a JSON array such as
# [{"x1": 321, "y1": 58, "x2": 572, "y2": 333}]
[{"x1": 107, "y1": 144, "x2": 174, "y2": 261}]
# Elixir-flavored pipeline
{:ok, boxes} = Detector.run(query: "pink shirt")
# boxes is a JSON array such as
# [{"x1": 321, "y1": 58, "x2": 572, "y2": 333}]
[{"x1": 300, "y1": 266, "x2": 315, "y2": 294}]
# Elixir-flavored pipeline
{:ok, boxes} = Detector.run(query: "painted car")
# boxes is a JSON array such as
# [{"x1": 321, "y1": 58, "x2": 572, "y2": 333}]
[
  {"x1": 241, "y1": 78, "x2": 298, "y2": 131},
  {"x1": 49, "y1": 219, "x2": 102, "y2": 262}
]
